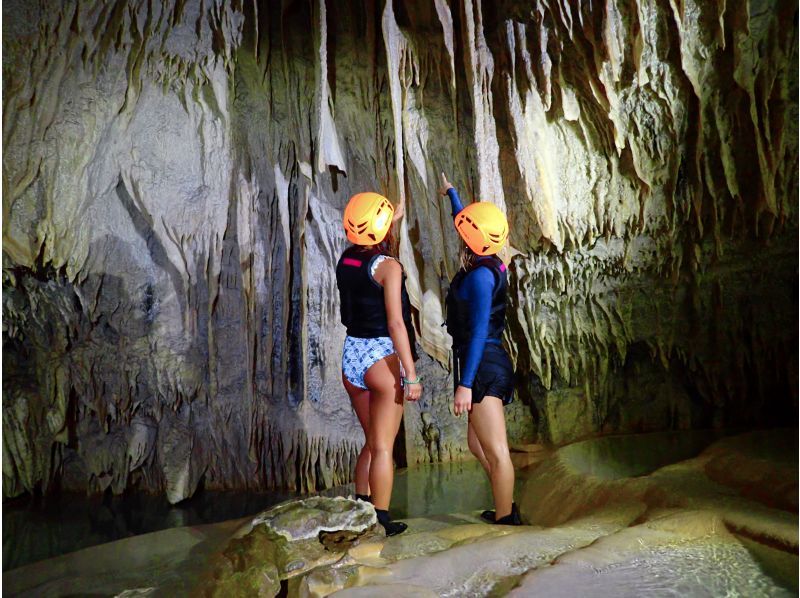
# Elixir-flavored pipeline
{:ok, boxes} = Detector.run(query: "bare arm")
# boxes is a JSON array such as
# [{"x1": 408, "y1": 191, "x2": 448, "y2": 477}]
[{"x1": 374, "y1": 258, "x2": 422, "y2": 400}]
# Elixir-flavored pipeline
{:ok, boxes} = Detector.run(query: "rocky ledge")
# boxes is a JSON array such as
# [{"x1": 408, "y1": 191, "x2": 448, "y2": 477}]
[
  {"x1": 3, "y1": 430, "x2": 795, "y2": 597},
  {"x1": 201, "y1": 429, "x2": 797, "y2": 597}
]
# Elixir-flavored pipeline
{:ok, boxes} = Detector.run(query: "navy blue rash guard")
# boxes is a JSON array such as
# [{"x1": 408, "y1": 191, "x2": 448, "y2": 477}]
[
  {"x1": 446, "y1": 187, "x2": 465, "y2": 217},
  {"x1": 446, "y1": 187, "x2": 501, "y2": 388}
]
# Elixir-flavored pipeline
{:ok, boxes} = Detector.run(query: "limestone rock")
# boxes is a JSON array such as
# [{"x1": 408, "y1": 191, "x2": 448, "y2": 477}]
[
  {"x1": 2, "y1": 0, "x2": 797, "y2": 502},
  {"x1": 204, "y1": 497, "x2": 378, "y2": 596},
  {"x1": 251, "y1": 497, "x2": 376, "y2": 543}
]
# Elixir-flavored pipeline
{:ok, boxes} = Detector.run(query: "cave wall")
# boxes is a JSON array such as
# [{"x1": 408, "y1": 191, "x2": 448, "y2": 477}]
[{"x1": 2, "y1": 0, "x2": 797, "y2": 501}]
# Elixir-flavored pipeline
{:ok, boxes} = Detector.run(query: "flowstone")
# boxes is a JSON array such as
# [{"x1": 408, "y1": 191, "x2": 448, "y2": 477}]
[
  {"x1": 3, "y1": 431, "x2": 795, "y2": 596},
  {"x1": 289, "y1": 431, "x2": 797, "y2": 596}
]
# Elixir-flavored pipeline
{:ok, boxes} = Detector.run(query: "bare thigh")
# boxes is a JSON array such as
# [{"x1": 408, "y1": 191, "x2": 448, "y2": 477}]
[
  {"x1": 364, "y1": 354, "x2": 404, "y2": 446},
  {"x1": 469, "y1": 396, "x2": 509, "y2": 457},
  {"x1": 343, "y1": 373, "x2": 371, "y2": 436}
]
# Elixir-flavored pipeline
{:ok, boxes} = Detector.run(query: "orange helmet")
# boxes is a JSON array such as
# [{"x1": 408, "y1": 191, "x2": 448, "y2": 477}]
[
  {"x1": 454, "y1": 202, "x2": 509, "y2": 256},
  {"x1": 343, "y1": 192, "x2": 394, "y2": 245}
]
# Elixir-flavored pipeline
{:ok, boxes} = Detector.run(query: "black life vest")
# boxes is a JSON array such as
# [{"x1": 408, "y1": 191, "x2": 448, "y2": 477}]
[
  {"x1": 445, "y1": 255, "x2": 508, "y2": 348},
  {"x1": 336, "y1": 245, "x2": 417, "y2": 358}
]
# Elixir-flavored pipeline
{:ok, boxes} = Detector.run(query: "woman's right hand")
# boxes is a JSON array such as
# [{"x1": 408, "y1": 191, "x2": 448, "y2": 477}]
[
  {"x1": 405, "y1": 380, "x2": 423, "y2": 402},
  {"x1": 439, "y1": 172, "x2": 453, "y2": 196}
]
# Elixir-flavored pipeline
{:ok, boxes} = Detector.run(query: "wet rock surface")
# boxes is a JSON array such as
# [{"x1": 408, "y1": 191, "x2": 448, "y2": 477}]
[
  {"x1": 203, "y1": 497, "x2": 380, "y2": 596},
  {"x1": 2, "y1": 517, "x2": 245, "y2": 597},
  {"x1": 249, "y1": 496, "x2": 377, "y2": 542},
  {"x1": 316, "y1": 430, "x2": 797, "y2": 597}
]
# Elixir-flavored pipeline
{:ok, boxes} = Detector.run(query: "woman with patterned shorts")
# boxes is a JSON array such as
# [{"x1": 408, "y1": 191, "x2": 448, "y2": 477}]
[{"x1": 336, "y1": 192, "x2": 421, "y2": 536}]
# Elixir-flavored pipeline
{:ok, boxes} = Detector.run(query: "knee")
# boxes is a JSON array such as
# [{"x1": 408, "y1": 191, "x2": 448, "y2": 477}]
[
  {"x1": 468, "y1": 438, "x2": 483, "y2": 459},
  {"x1": 369, "y1": 443, "x2": 392, "y2": 459},
  {"x1": 484, "y1": 444, "x2": 511, "y2": 468}
]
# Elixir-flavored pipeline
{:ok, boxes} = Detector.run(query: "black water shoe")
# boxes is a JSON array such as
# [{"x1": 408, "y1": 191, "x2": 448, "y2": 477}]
[
  {"x1": 494, "y1": 502, "x2": 522, "y2": 526},
  {"x1": 480, "y1": 509, "x2": 495, "y2": 523},
  {"x1": 355, "y1": 493, "x2": 372, "y2": 503},
  {"x1": 375, "y1": 508, "x2": 408, "y2": 536}
]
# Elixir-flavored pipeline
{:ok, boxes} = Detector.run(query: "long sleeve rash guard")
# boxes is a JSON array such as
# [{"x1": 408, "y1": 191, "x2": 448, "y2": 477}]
[
  {"x1": 446, "y1": 187, "x2": 464, "y2": 217},
  {"x1": 446, "y1": 186, "x2": 498, "y2": 388}
]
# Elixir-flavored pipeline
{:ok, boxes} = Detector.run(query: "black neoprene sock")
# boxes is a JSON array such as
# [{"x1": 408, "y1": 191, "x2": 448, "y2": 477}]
[
  {"x1": 375, "y1": 508, "x2": 408, "y2": 536},
  {"x1": 355, "y1": 493, "x2": 372, "y2": 502}
]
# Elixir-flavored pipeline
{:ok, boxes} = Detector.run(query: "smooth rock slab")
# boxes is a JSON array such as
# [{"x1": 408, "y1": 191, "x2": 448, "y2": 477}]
[{"x1": 508, "y1": 511, "x2": 796, "y2": 597}]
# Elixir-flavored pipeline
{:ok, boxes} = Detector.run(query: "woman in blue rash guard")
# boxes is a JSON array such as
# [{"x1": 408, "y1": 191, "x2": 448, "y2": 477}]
[{"x1": 439, "y1": 172, "x2": 521, "y2": 526}]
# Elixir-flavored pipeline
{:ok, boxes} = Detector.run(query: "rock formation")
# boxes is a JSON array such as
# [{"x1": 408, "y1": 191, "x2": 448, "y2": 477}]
[
  {"x1": 3, "y1": 0, "x2": 797, "y2": 501},
  {"x1": 205, "y1": 430, "x2": 799, "y2": 597}
]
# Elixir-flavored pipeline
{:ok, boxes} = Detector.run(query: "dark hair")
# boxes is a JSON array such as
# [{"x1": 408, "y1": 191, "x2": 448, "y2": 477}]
[{"x1": 356, "y1": 226, "x2": 398, "y2": 257}]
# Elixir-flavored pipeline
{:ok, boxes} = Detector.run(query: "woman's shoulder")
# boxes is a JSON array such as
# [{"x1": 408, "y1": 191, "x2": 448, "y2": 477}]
[
  {"x1": 370, "y1": 254, "x2": 402, "y2": 282},
  {"x1": 466, "y1": 263, "x2": 496, "y2": 279},
  {"x1": 462, "y1": 264, "x2": 497, "y2": 292}
]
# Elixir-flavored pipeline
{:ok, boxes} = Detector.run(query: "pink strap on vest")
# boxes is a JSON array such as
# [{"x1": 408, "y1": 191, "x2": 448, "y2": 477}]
[
  {"x1": 342, "y1": 257, "x2": 362, "y2": 267},
  {"x1": 499, "y1": 263, "x2": 507, "y2": 272}
]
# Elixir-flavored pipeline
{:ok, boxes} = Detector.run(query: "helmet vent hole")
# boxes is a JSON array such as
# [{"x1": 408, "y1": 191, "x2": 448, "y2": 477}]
[
  {"x1": 368, "y1": 233, "x2": 376, "y2": 241},
  {"x1": 482, "y1": 245, "x2": 490, "y2": 252}
]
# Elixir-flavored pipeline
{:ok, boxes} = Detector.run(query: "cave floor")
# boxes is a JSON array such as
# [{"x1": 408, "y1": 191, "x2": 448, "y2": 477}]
[{"x1": 3, "y1": 429, "x2": 797, "y2": 597}]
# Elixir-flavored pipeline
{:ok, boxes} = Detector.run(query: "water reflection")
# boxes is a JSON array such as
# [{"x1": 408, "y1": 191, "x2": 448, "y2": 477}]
[
  {"x1": 391, "y1": 460, "x2": 493, "y2": 519},
  {"x1": 3, "y1": 488, "x2": 294, "y2": 571}
]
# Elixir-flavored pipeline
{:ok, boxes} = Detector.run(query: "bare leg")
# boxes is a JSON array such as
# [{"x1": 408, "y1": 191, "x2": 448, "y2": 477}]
[
  {"x1": 468, "y1": 420, "x2": 492, "y2": 478},
  {"x1": 343, "y1": 373, "x2": 371, "y2": 496},
  {"x1": 364, "y1": 354, "x2": 404, "y2": 511},
  {"x1": 469, "y1": 396, "x2": 514, "y2": 519}
]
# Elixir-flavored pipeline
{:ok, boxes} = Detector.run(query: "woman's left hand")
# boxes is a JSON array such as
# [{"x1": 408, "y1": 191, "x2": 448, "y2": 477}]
[
  {"x1": 453, "y1": 385, "x2": 472, "y2": 416},
  {"x1": 405, "y1": 380, "x2": 423, "y2": 402}
]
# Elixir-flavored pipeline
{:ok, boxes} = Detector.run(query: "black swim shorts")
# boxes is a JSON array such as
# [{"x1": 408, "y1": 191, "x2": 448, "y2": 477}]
[{"x1": 454, "y1": 342, "x2": 515, "y2": 405}]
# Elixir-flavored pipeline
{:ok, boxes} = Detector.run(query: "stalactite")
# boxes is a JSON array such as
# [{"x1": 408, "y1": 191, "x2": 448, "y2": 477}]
[{"x1": 2, "y1": 0, "x2": 796, "y2": 500}]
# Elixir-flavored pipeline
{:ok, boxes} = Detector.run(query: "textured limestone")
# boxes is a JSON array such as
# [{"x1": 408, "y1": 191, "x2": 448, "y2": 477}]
[
  {"x1": 2, "y1": 0, "x2": 797, "y2": 501},
  {"x1": 250, "y1": 496, "x2": 376, "y2": 542},
  {"x1": 203, "y1": 497, "x2": 380, "y2": 596},
  {"x1": 520, "y1": 429, "x2": 799, "y2": 552}
]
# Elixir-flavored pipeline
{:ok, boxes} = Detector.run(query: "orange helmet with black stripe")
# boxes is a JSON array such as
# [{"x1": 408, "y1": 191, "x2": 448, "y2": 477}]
[
  {"x1": 343, "y1": 192, "x2": 394, "y2": 245},
  {"x1": 454, "y1": 202, "x2": 509, "y2": 256}
]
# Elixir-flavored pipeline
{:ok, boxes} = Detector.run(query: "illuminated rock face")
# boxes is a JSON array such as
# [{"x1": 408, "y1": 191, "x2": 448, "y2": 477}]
[{"x1": 2, "y1": 1, "x2": 797, "y2": 500}]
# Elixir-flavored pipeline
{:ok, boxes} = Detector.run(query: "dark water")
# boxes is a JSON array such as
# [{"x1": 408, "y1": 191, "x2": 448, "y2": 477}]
[
  {"x1": 3, "y1": 430, "x2": 730, "y2": 572},
  {"x1": 2, "y1": 488, "x2": 295, "y2": 571},
  {"x1": 2, "y1": 461, "x2": 494, "y2": 572},
  {"x1": 391, "y1": 460, "x2": 493, "y2": 519}
]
